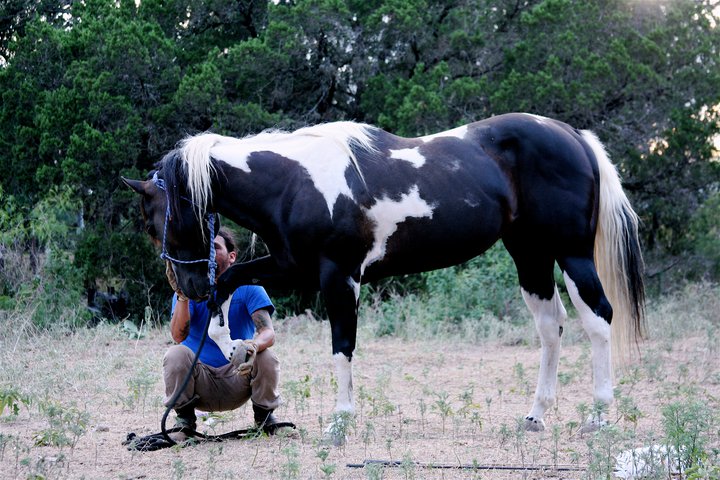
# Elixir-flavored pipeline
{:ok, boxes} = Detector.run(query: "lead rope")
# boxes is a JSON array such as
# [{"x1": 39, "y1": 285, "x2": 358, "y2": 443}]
[{"x1": 154, "y1": 174, "x2": 218, "y2": 447}]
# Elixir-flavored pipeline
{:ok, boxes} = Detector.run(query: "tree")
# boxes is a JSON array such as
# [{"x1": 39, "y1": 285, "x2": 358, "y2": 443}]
[{"x1": 0, "y1": 0, "x2": 718, "y2": 325}]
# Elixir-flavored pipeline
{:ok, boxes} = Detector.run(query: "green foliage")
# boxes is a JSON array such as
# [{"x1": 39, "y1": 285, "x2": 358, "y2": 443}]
[
  {"x1": 687, "y1": 191, "x2": 720, "y2": 277},
  {"x1": 662, "y1": 400, "x2": 713, "y2": 472},
  {"x1": 0, "y1": 0, "x2": 719, "y2": 329},
  {"x1": 0, "y1": 387, "x2": 31, "y2": 417},
  {"x1": 33, "y1": 401, "x2": 90, "y2": 449},
  {"x1": 423, "y1": 243, "x2": 522, "y2": 322}
]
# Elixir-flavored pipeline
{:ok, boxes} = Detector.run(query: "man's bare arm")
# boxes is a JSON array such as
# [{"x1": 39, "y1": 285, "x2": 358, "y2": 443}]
[
  {"x1": 250, "y1": 308, "x2": 275, "y2": 352},
  {"x1": 170, "y1": 298, "x2": 191, "y2": 343}
]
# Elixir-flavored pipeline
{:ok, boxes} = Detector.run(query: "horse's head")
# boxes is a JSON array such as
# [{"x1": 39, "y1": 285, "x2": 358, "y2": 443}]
[{"x1": 122, "y1": 171, "x2": 219, "y2": 300}]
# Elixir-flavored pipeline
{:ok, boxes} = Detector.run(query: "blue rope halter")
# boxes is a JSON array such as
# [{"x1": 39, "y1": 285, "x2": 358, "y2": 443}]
[{"x1": 151, "y1": 172, "x2": 217, "y2": 285}]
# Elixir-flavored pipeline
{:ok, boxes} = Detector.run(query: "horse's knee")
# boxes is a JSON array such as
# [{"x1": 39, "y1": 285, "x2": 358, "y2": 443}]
[
  {"x1": 562, "y1": 269, "x2": 612, "y2": 325},
  {"x1": 522, "y1": 287, "x2": 566, "y2": 343}
]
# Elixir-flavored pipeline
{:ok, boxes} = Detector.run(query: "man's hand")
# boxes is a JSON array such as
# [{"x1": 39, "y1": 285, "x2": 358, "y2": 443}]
[
  {"x1": 165, "y1": 261, "x2": 188, "y2": 302},
  {"x1": 231, "y1": 339, "x2": 258, "y2": 376}
]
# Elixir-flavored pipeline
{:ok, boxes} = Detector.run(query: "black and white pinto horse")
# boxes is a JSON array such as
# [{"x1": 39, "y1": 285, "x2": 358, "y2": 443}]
[{"x1": 124, "y1": 113, "x2": 644, "y2": 436}]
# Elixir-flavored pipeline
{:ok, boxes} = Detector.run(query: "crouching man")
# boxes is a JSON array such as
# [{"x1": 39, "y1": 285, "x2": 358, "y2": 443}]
[{"x1": 163, "y1": 227, "x2": 288, "y2": 443}]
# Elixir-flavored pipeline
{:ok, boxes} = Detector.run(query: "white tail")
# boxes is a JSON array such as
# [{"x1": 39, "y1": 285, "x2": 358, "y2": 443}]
[{"x1": 581, "y1": 130, "x2": 646, "y2": 363}]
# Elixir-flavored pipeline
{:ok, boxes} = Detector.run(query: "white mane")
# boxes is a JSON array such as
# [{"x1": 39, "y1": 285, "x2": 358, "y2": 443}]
[{"x1": 179, "y1": 121, "x2": 376, "y2": 220}]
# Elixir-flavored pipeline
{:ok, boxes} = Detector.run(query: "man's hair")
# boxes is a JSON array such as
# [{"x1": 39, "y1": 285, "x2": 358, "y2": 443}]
[{"x1": 217, "y1": 227, "x2": 237, "y2": 255}]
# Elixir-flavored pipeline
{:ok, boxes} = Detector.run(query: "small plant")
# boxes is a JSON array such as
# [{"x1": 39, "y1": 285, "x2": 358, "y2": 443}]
[
  {"x1": 325, "y1": 411, "x2": 355, "y2": 447},
  {"x1": 615, "y1": 391, "x2": 643, "y2": 429},
  {"x1": 0, "y1": 433, "x2": 15, "y2": 461},
  {"x1": 284, "y1": 375, "x2": 312, "y2": 414},
  {"x1": 0, "y1": 387, "x2": 31, "y2": 417},
  {"x1": 550, "y1": 424, "x2": 562, "y2": 470},
  {"x1": 576, "y1": 401, "x2": 589, "y2": 430},
  {"x1": 662, "y1": 399, "x2": 712, "y2": 472},
  {"x1": 512, "y1": 416, "x2": 528, "y2": 468},
  {"x1": 32, "y1": 401, "x2": 90, "y2": 450},
  {"x1": 385, "y1": 437, "x2": 393, "y2": 460},
  {"x1": 584, "y1": 425, "x2": 632, "y2": 480},
  {"x1": 400, "y1": 451, "x2": 416, "y2": 480},
  {"x1": 617, "y1": 365, "x2": 643, "y2": 391},
  {"x1": 365, "y1": 462, "x2": 384, "y2": 480},
  {"x1": 432, "y1": 391, "x2": 453, "y2": 434},
  {"x1": 316, "y1": 448, "x2": 336, "y2": 478},
  {"x1": 361, "y1": 421, "x2": 375, "y2": 456},
  {"x1": 498, "y1": 423, "x2": 512, "y2": 445},
  {"x1": 457, "y1": 384, "x2": 482, "y2": 435},
  {"x1": 282, "y1": 443, "x2": 301, "y2": 479},
  {"x1": 172, "y1": 458, "x2": 186, "y2": 479},
  {"x1": 513, "y1": 362, "x2": 530, "y2": 395},
  {"x1": 417, "y1": 397, "x2": 427, "y2": 432},
  {"x1": 123, "y1": 365, "x2": 158, "y2": 414}
]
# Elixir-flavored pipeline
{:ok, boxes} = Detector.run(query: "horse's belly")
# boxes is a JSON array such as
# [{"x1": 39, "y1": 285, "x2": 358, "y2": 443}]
[{"x1": 360, "y1": 202, "x2": 504, "y2": 281}]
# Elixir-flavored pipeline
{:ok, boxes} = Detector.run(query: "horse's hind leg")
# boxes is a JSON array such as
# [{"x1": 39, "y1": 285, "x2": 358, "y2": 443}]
[
  {"x1": 558, "y1": 255, "x2": 613, "y2": 433},
  {"x1": 508, "y1": 249, "x2": 567, "y2": 432},
  {"x1": 522, "y1": 285, "x2": 567, "y2": 431}
]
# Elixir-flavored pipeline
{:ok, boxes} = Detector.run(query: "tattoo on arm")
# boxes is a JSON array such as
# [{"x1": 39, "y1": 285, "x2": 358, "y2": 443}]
[
  {"x1": 179, "y1": 321, "x2": 190, "y2": 341},
  {"x1": 251, "y1": 308, "x2": 273, "y2": 332}
]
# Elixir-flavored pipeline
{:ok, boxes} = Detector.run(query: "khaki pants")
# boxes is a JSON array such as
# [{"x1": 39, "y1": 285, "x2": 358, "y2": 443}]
[{"x1": 163, "y1": 344, "x2": 281, "y2": 413}]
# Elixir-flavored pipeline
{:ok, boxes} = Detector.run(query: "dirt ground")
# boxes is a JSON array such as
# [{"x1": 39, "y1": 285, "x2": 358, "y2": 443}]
[{"x1": 0, "y1": 313, "x2": 718, "y2": 479}]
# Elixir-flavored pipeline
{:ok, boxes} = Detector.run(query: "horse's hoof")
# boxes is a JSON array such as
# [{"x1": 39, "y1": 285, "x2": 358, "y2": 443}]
[
  {"x1": 322, "y1": 412, "x2": 354, "y2": 446},
  {"x1": 226, "y1": 339, "x2": 246, "y2": 366},
  {"x1": 579, "y1": 416, "x2": 606, "y2": 434},
  {"x1": 524, "y1": 416, "x2": 546, "y2": 432},
  {"x1": 322, "y1": 430, "x2": 347, "y2": 447}
]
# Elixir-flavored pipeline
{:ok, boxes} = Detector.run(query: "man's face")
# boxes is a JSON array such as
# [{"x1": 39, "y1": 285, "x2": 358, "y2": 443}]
[{"x1": 214, "y1": 235, "x2": 237, "y2": 278}]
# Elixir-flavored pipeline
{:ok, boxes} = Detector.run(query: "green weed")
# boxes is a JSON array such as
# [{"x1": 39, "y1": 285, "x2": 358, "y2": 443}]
[
  {"x1": 122, "y1": 364, "x2": 158, "y2": 414},
  {"x1": 281, "y1": 443, "x2": 301, "y2": 479},
  {"x1": 432, "y1": 391, "x2": 453, "y2": 434},
  {"x1": 32, "y1": 400, "x2": 90, "y2": 449},
  {"x1": 316, "y1": 447, "x2": 337, "y2": 478},
  {"x1": 662, "y1": 399, "x2": 713, "y2": 472},
  {"x1": 0, "y1": 386, "x2": 31, "y2": 417}
]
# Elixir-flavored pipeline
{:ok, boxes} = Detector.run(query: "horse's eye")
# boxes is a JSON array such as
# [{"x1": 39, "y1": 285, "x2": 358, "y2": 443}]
[{"x1": 145, "y1": 224, "x2": 156, "y2": 237}]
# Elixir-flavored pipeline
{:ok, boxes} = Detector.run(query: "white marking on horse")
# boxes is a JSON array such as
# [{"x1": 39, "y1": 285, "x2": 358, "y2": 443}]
[
  {"x1": 564, "y1": 274, "x2": 613, "y2": 431},
  {"x1": 183, "y1": 123, "x2": 376, "y2": 218},
  {"x1": 207, "y1": 295, "x2": 235, "y2": 358},
  {"x1": 333, "y1": 353, "x2": 354, "y2": 412},
  {"x1": 420, "y1": 125, "x2": 468, "y2": 143},
  {"x1": 389, "y1": 147, "x2": 426, "y2": 168},
  {"x1": 521, "y1": 287, "x2": 567, "y2": 431},
  {"x1": 361, "y1": 186, "x2": 434, "y2": 274},
  {"x1": 348, "y1": 277, "x2": 361, "y2": 304}
]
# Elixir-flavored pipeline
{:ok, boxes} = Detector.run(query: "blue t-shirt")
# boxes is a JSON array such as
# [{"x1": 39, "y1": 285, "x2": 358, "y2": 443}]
[{"x1": 171, "y1": 286, "x2": 274, "y2": 368}]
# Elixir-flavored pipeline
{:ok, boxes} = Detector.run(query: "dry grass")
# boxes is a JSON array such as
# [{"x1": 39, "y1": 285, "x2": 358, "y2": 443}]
[{"x1": 0, "y1": 285, "x2": 719, "y2": 480}]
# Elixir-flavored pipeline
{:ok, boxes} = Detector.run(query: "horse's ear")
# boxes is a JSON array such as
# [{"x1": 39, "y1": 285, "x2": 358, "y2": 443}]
[{"x1": 121, "y1": 177, "x2": 148, "y2": 195}]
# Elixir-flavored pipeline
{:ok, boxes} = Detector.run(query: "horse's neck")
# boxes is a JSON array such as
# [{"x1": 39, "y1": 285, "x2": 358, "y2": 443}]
[{"x1": 212, "y1": 165, "x2": 286, "y2": 243}]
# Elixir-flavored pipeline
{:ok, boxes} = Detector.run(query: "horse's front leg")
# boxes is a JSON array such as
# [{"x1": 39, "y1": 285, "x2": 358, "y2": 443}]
[{"x1": 319, "y1": 258, "x2": 361, "y2": 446}]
